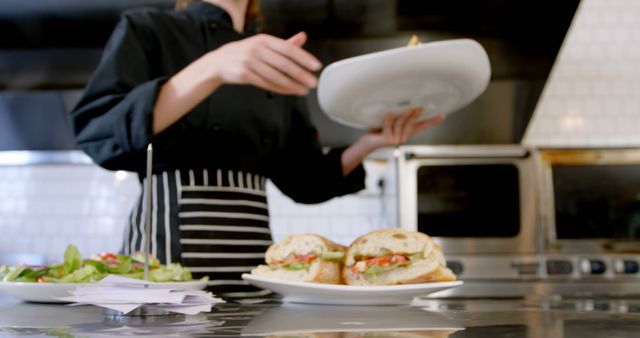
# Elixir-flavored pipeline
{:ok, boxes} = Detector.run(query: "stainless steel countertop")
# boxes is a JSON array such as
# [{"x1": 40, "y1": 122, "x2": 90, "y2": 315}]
[{"x1": 1, "y1": 295, "x2": 640, "y2": 337}]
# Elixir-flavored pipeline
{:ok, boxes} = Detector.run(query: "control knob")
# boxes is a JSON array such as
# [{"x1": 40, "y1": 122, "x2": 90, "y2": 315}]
[
  {"x1": 613, "y1": 259, "x2": 640, "y2": 274},
  {"x1": 580, "y1": 259, "x2": 606, "y2": 275}
]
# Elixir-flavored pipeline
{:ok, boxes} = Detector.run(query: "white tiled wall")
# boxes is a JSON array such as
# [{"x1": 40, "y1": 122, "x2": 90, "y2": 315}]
[
  {"x1": 0, "y1": 160, "x2": 393, "y2": 264},
  {"x1": 523, "y1": 0, "x2": 640, "y2": 147},
  {"x1": 0, "y1": 165, "x2": 140, "y2": 264},
  {"x1": 268, "y1": 159, "x2": 396, "y2": 246}
]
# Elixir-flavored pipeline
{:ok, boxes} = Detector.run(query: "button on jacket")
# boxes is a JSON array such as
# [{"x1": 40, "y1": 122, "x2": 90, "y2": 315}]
[{"x1": 69, "y1": 2, "x2": 365, "y2": 204}]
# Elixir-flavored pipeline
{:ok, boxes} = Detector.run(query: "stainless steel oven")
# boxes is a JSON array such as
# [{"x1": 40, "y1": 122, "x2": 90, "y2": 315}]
[
  {"x1": 392, "y1": 146, "x2": 640, "y2": 298},
  {"x1": 394, "y1": 145, "x2": 536, "y2": 254},
  {"x1": 536, "y1": 149, "x2": 640, "y2": 280}
]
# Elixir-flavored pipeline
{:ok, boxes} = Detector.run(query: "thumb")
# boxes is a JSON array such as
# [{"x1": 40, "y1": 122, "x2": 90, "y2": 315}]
[{"x1": 286, "y1": 31, "x2": 307, "y2": 47}]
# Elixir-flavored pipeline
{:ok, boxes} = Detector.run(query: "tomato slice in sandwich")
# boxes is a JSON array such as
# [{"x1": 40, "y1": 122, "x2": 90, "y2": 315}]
[
  {"x1": 351, "y1": 254, "x2": 409, "y2": 274},
  {"x1": 272, "y1": 254, "x2": 318, "y2": 270}
]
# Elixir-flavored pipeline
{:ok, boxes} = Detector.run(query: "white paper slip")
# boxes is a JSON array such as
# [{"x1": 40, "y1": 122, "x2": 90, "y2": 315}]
[
  {"x1": 96, "y1": 275, "x2": 162, "y2": 286},
  {"x1": 56, "y1": 275, "x2": 225, "y2": 315}
]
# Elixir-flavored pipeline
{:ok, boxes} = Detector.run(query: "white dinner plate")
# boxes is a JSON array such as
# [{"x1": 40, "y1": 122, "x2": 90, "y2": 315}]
[
  {"x1": 242, "y1": 274, "x2": 463, "y2": 305},
  {"x1": 317, "y1": 38, "x2": 491, "y2": 129},
  {"x1": 0, "y1": 280, "x2": 208, "y2": 303}
]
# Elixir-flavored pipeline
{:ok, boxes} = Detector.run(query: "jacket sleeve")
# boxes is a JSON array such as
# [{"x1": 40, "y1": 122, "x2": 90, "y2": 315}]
[
  {"x1": 68, "y1": 14, "x2": 167, "y2": 172},
  {"x1": 268, "y1": 97, "x2": 366, "y2": 204}
]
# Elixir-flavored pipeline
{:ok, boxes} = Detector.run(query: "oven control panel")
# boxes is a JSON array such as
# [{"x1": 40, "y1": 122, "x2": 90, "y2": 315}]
[
  {"x1": 543, "y1": 256, "x2": 640, "y2": 279},
  {"x1": 445, "y1": 255, "x2": 640, "y2": 280}
]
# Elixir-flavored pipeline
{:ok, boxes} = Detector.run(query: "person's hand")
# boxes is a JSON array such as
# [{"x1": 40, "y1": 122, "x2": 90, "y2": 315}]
[
  {"x1": 340, "y1": 107, "x2": 444, "y2": 175},
  {"x1": 206, "y1": 31, "x2": 321, "y2": 96},
  {"x1": 152, "y1": 31, "x2": 319, "y2": 134},
  {"x1": 358, "y1": 107, "x2": 445, "y2": 151}
]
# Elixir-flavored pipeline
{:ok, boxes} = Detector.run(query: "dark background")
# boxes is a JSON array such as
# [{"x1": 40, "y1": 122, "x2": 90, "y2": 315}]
[{"x1": 0, "y1": 0, "x2": 581, "y2": 150}]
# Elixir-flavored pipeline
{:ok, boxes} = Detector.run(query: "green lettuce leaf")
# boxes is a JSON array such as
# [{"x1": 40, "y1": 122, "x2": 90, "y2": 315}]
[
  {"x1": 59, "y1": 265, "x2": 98, "y2": 283},
  {"x1": 321, "y1": 251, "x2": 344, "y2": 262},
  {"x1": 149, "y1": 263, "x2": 192, "y2": 282},
  {"x1": 2, "y1": 266, "x2": 27, "y2": 282},
  {"x1": 63, "y1": 245, "x2": 82, "y2": 275},
  {"x1": 282, "y1": 262, "x2": 310, "y2": 271},
  {"x1": 116, "y1": 255, "x2": 133, "y2": 274}
]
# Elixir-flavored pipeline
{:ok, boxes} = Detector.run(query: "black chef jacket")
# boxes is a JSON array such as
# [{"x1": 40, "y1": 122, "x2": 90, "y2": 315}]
[{"x1": 69, "y1": 2, "x2": 365, "y2": 204}]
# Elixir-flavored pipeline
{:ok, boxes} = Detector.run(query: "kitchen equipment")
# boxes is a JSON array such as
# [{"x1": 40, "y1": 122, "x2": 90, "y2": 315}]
[
  {"x1": 105, "y1": 143, "x2": 174, "y2": 317},
  {"x1": 392, "y1": 146, "x2": 640, "y2": 298},
  {"x1": 317, "y1": 39, "x2": 490, "y2": 129},
  {"x1": 394, "y1": 145, "x2": 536, "y2": 255},
  {"x1": 144, "y1": 143, "x2": 152, "y2": 281},
  {"x1": 536, "y1": 149, "x2": 640, "y2": 279}
]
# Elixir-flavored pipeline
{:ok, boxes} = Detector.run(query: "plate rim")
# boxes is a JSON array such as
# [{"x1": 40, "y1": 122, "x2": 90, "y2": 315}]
[
  {"x1": 0, "y1": 280, "x2": 207, "y2": 287},
  {"x1": 241, "y1": 273, "x2": 463, "y2": 292},
  {"x1": 0, "y1": 279, "x2": 208, "y2": 302},
  {"x1": 321, "y1": 38, "x2": 485, "y2": 72}
]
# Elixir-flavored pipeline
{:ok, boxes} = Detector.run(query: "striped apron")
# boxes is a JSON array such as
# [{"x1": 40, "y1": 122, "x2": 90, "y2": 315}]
[{"x1": 122, "y1": 168, "x2": 274, "y2": 298}]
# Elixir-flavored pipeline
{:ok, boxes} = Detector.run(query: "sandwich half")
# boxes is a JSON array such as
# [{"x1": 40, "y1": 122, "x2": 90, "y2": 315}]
[
  {"x1": 343, "y1": 229, "x2": 456, "y2": 286},
  {"x1": 251, "y1": 233, "x2": 345, "y2": 284}
]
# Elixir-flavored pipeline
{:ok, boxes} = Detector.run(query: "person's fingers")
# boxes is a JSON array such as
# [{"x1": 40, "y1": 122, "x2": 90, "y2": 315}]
[
  {"x1": 286, "y1": 31, "x2": 307, "y2": 47},
  {"x1": 242, "y1": 62, "x2": 305, "y2": 95},
  {"x1": 411, "y1": 114, "x2": 446, "y2": 135},
  {"x1": 382, "y1": 112, "x2": 394, "y2": 142},
  {"x1": 400, "y1": 109, "x2": 422, "y2": 142},
  {"x1": 249, "y1": 60, "x2": 309, "y2": 95},
  {"x1": 239, "y1": 67, "x2": 289, "y2": 94},
  {"x1": 258, "y1": 47, "x2": 317, "y2": 88},
  {"x1": 392, "y1": 109, "x2": 416, "y2": 144},
  {"x1": 263, "y1": 35, "x2": 322, "y2": 72}
]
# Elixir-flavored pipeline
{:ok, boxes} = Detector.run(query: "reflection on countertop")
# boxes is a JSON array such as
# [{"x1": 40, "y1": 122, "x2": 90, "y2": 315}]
[{"x1": 2, "y1": 295, "x2": 640, "y2": 337}]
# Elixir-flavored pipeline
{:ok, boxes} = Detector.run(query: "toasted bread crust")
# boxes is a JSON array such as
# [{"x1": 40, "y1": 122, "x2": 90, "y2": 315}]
[
  {"x1": 265, "y1": 233, "x2": 345, "y2": 264},
  {"x1": 253, "y1": 233, "x2": 344, "y2": 284},
  {"x1": 251, "y1": 259, "x2": 342, "y2": 284},
  {"x1": 311, "y1": 260, "x2": 342, "y2": 284},
  {"x1": 400, "y1": 266, "x2": 457, "y2": 284},
  {"x1": 344, "y1": 228, "x2": 435, "y2": 266},
  {"x1": 343, "y1": 229, "x2": 456, "y2": 285}
]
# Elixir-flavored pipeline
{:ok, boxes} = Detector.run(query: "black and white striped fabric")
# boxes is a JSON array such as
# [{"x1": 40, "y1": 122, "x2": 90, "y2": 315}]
[{"x1": 122, "y1": 168, "x2": 273, "y2": 298}]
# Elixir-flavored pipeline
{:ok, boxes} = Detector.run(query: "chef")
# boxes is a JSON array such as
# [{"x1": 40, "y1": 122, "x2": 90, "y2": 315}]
[{"x1": 69, "y1": 0, "x2": 444, "y2": 298}]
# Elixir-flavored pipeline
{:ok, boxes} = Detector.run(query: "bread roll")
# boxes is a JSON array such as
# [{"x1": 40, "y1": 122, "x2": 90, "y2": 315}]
[
  {"x1": 251, "y1": 233, "x2": 345, "y2": 284},
  {"x1": 343, "y1": 229, "x2": 456, "y2": 286}
]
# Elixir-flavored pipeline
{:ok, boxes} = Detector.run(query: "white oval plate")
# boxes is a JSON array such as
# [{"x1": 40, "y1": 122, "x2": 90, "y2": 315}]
[
  {"x1": 242, "y1": 274, "x2": 462, "y2": 305},
  {"x1": 317, "y1": 38, "x2": 491, "y2": 129},
  {"x1": 0, "y1": 280, "x2": 208, "y2": 303}
]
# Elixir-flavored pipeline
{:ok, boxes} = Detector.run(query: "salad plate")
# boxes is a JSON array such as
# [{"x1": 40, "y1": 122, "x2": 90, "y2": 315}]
[
  {"x1": 317, "y1": 38, "x2": 491, "y2": 129},
  {"x1": 0, "y1": 279, "x2": 208, "y2": 303},
  {"x1": 0, "y1": 244, "x2": 205, "y2": 303},
  {"x1": 242, "y1": 274, "x2": 463, "y2": 305}
]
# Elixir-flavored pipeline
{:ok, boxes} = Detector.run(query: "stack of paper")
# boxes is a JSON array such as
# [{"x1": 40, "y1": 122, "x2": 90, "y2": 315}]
[{"x1": 57, "y1": 275, "x2": 224, "y2": 315}]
